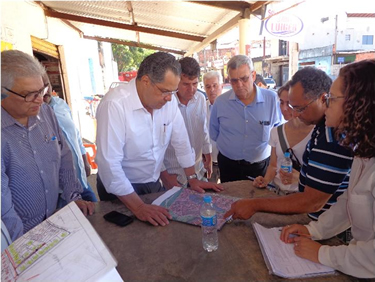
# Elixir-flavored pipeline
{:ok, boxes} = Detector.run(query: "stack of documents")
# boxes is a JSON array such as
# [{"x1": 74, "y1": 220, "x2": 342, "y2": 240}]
[
  {"x1": 1, "y1": 202, "x2": 121, "y2": 282},
  {"x1": 253, "y1": 223, "x2": 336, "y2": 278}
]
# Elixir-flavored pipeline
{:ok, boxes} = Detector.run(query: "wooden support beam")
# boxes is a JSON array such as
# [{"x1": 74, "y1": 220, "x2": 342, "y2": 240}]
[
  {"x1": 189, "y1": 1, "x2": 251, "y2": 12},
  {"x1": 185, "y1": 13, "x2": 244, "y2": 56},
  {"x1": 83, "y1": 35, "x2": 186, "y2": 56},
  {"x1": 44, "y1": 9, "x2": 205, "y2": 42}
]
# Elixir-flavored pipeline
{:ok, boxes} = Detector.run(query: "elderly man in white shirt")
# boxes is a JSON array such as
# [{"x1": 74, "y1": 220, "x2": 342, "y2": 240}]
[
  {"x1": 203, "y1": 71, "x2": 223, "y2": 183},
  {"x1": 96, "y1": 52, "x2": 222, "y2": 227},
  {"x1": 161, "y1": 57, "x2": 213, "y2": 188}
]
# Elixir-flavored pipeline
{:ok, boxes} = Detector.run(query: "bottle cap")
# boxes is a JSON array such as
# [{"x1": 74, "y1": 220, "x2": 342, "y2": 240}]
[
  {"x1": 203, "y1": 195, "x2": 212, "y2": 203},
  {"x1": 284, "y1": 152, "x2": 290, "y2": 158}
]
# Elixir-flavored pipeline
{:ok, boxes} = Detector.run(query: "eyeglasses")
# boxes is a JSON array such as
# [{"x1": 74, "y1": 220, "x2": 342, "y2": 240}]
[
  {"x1": 324, "y1": 93, "x2": 345, "y2": 108},
  {"x1": 152, "y1": 82, "x2": 178, "y2": 96},
  {"x1": 2, "y1": 84, "x2": 49, "y2": 102},
  {"x1": 288, "y1": 97, "x2": 318, "y2": 113},
  {"x1": 230, "y1": 76, "x2": 250, "y2": 84}
]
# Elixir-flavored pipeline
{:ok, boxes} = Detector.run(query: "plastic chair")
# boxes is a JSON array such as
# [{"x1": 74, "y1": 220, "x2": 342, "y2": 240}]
[{"x1": 83, "y1": 143, "x2": 98, "y2": 170}]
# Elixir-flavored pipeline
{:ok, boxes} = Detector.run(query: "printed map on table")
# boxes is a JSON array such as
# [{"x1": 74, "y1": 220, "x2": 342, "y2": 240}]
[
  {"x1": 153, "y1": 187, "x2": 238, "y2": 230},
  {"x1": 1, "y1": 202, "x2": 118, "y2": 282}
]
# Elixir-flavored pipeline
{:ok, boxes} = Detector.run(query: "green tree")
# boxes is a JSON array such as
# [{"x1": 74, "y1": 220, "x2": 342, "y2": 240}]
[{"x1": 112, "y1": 44, "x2": 154, "y2": 73}]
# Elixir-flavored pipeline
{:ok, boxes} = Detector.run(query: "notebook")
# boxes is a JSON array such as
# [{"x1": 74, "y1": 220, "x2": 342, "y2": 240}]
[{"x1": 253, "y1": 223, "x2": 336, "y2": 279}]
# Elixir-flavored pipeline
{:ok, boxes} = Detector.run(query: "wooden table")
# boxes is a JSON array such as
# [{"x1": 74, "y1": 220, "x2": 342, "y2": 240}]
[{"x1": 88, "y1": 181, "x2": 364, "y2": 281}]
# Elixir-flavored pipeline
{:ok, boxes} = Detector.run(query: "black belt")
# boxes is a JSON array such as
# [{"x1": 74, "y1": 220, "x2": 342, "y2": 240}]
[
  {"x1": 235, "y1": 159, "x2": 265, "y2": 166},
  {"x1": 212, "y1": 162, "x2": 218, "y2": 166}
]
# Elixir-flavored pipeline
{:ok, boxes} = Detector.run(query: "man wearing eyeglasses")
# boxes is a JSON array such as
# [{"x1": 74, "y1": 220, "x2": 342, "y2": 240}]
[
  {"x1": 161, "y1": 57, "x2": 214, "y2": 189},
  {"x1": 96, "y1": 52, "x2": 223, "y2": 228},
  {"x1": 210, "y1": 55, "x2": 283, "y2": 182},
  {"x1": 225, "y1": 67, "x2": 353, "y2": 223},
  {"x1": 1, "y1": 50, "x2": 94, "y2": 241}
]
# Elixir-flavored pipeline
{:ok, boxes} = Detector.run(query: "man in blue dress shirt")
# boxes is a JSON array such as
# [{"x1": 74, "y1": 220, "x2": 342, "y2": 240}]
[
  {"x1": 1, "y1": 50, "x2": 94, "y2": 241},
  {"x1": 210, "y1": 55, "x2": 282, "y2": 182},
  {"x1": 43, "y1": 77, "x2": 97, "y2": 203}
]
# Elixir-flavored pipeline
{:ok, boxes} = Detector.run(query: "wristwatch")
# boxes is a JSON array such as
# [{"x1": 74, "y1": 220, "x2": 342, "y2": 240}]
[{"x1": 187, "y1": 173, "x2": 197, "y2": 180}]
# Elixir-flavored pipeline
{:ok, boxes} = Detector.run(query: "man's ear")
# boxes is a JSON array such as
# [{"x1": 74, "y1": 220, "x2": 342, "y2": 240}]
[
  {"x1": 141, "y1": 75, "x2": 151, "y2": 86},
  {"x1": 251, "y1": 71, "x2": 256, "y2": 81},
  {"x1": 320, "y1": 92, "x2": 327, "y2": 105}
]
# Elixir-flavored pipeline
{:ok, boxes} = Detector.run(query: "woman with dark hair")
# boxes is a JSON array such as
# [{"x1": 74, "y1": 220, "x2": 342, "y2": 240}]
[
  {"x1": 253, "y1": 81, "x2": 314, "y2": 193},
  {"x1": 281, "y1": 59, "x2": 375, "y2": 278}
]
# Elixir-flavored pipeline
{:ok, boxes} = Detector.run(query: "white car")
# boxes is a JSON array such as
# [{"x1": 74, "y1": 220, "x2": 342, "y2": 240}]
[{"x1": 264, "y1": 78, "x2": 276, "y2": 89}]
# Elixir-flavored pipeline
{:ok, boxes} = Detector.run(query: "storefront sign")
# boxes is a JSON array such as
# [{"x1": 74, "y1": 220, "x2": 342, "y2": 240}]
[{"x1": 265, "y1": 13, "x2": 303, "y2": 38}]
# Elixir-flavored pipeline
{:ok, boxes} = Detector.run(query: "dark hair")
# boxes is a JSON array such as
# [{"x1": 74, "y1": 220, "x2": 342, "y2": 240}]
[
  {"x1": 336, "y1": 59, "x2": 375, "y2": 158},
  {"x1": 255, "y1": 74, "x2": 266, "y2": 86},
  {"x1": 277, "y1": 80, "x2": 291, "y2": 97},
  {"x1": 179, "y1": 57, "x2": 200, "y2": 78},
  {"x1": 137, "y1": 52, "x2": 181, "y2": 83},
  {"x1": 290, "y1": 67, "x2": 332, "y2": 100}
]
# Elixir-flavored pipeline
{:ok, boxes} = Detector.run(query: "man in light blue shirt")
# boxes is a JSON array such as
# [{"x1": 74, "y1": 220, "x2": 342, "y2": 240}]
[
  {"x1": 210, "y1": 55, "x2": 282, "y2": 182},
  {"x1": 43, "y1": 86, "x2": 97, "y2": 203}
]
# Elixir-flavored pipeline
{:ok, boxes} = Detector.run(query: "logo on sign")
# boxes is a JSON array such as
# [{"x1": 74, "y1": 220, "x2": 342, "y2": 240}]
[{"x1": 265, "y1": 13, "x2": 303, "y2": 37}]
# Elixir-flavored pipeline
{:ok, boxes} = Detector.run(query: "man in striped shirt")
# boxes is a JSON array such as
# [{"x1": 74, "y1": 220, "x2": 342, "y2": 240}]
[
  {"x1": 225, "y1": 67, "x2": 353, "y2": 220},
  {"x1": 1, "y1": 50, "x2": 95, "y2": 241},
  {"x1": 161, "y1": 57, "x2": 212, "y2": 188}
]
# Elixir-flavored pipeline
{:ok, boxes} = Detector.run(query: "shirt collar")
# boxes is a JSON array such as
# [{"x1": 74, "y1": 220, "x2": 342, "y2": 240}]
[
  {"x1": 175, "y1": 91, "x2": 198, "y2": 106},
  {"x1": 228, "y1": 85, "x2": 265, "y2": 104},
  {"x1": 1, "y1": 106, "x2": 44, "y2": 130},
  {"x1": 129, "y1": 79, "x2": 145, "y2": 111}
]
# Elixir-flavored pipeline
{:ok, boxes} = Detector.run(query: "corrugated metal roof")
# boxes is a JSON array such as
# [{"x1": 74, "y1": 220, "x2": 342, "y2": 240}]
[
  {"x1": 39, "y1": 1, "x2": 269, "y2": 55},
  {"x1": 346, "y1": 13, "x2": 375, "y2": 18}
]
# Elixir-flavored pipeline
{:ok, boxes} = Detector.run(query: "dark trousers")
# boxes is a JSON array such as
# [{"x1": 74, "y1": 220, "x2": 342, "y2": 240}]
[
  {"x1": 218, "y1": 152, "x2": 269, "y2": 183},
  {"x1": 97, "y1": 174, "x2": 165, "y2": 201}
]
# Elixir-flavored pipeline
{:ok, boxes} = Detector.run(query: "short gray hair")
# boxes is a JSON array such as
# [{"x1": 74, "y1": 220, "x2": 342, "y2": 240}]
[
  {"x1": 227, "y1": 55, "x2": 254, "y2": 74},
  {"x1": 203, "y1": 71, "x2": 223, "y2": 84},
  {"x1": 1, "y1": 50, "x2": 46, "y2": 89}
]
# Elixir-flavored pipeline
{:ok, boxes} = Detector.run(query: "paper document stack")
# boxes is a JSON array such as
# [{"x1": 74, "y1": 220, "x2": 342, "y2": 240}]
[
  {"x1": 1, "y1": 202, "x2": 122, "y2": 282},
  {"x1": 253, "y1": 223, "x2": 336, "y2": 279}
]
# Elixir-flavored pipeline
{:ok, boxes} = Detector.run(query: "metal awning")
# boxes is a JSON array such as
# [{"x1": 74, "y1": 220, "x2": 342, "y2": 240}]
[{"x1": 37, "y1": 1, "x2": 270, "y2": 56}]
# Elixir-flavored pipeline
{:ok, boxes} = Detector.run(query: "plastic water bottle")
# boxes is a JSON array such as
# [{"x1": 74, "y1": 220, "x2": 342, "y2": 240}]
[
  {"x1": 280, "y1": 152, "x2": 293, "y2": 190},
  {"x1": 200, "y1": 195, "x2": 218, "y2": 252}
]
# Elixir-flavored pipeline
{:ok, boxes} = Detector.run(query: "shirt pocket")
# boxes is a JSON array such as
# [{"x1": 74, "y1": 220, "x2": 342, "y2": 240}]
[
  {"x1": 348, "y1": 193, "x2": 374, "y2": 240},
  {"x1": 162, "y1": 123, "x2": 173, "y2": 146},
  {"x1": 262, "y1": 125, "x2": 271, "y2": 142}
]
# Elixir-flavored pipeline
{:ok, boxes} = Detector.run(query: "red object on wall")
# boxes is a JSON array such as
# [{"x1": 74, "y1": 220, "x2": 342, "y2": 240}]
[{"x1": 119, "y1": 71, "x2": 137, "y2": 82}]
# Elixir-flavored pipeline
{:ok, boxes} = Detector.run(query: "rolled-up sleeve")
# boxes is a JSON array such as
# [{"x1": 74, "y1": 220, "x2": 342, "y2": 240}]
[{"x1": 96, "y1": 100, "x2": 134, "y2": 196}]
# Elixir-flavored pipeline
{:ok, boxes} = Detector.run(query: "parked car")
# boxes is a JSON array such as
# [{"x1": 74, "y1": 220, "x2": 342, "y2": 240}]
[{"x1": 264, "y1": 78, "x2": 276, "y2": 89}]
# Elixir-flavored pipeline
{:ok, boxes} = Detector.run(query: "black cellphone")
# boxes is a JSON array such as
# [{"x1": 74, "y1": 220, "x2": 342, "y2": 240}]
[{"x1": 103, "y1": 211, "x2": 134, "y2": 227}]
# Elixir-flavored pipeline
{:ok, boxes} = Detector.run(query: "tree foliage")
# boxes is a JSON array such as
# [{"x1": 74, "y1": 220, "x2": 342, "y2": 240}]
[{"x1": 112, "y1": 44, "x2": 154, "y2": 73}]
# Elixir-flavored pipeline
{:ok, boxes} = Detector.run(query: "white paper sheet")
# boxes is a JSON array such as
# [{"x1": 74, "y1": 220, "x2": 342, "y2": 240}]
[
  {"x1": 253, "y1": 223, "x2": 336, "y2": 278},
  {"x1": 2, "y1": 202, "x2": 118, "y2": 282}
]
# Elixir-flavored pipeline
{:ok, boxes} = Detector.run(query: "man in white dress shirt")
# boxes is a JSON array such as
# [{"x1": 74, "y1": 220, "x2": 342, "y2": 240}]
[
  {"x1": 161, "y1": 57, "x2": 213, "y2": 188},
  {"x1": 203, "y1": 71, "x2": 223, "y2": 183},
  {"x1": 96, "y1": 52, "x2": 222, "y2": 227}
]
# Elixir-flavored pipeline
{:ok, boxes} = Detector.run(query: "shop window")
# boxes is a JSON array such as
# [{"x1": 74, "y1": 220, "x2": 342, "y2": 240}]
[{"x1": 362, "y1": 35, "x2": 374, "y2": 45}]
